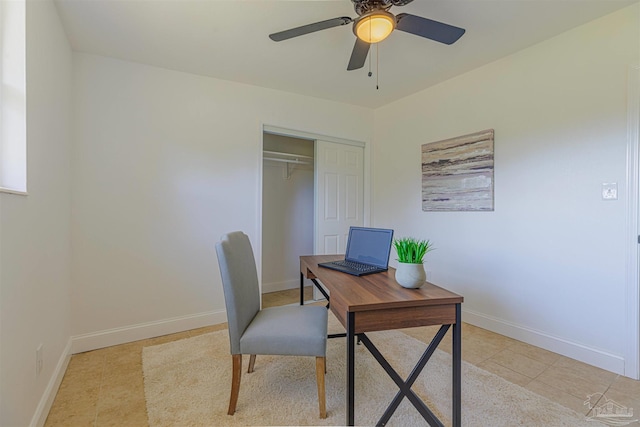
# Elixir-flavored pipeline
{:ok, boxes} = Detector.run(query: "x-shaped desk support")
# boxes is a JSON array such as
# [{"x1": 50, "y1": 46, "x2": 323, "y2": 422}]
[{"x1": 358, "y1": 325, "x2": 450, "y2": 426}]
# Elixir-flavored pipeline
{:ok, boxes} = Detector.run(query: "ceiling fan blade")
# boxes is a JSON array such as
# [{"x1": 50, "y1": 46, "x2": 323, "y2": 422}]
[
  {"x1": 347, "y1": 38, "x2": 370, "y2": 71},
  {"x1": 396, "y1": 13, "x2": 465, "y2": 45},
  {"x1": 269, "y1": 17, "x2": 353, "y2": 41}
]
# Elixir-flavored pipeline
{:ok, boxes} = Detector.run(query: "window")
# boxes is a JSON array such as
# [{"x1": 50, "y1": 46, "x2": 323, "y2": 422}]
[{"x1": 0, "y1": 0, "x2": 26, "y2": 195}]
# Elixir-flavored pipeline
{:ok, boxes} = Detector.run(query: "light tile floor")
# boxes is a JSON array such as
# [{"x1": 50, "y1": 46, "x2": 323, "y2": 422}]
[{"x1": 45, "y1": 287, "x2": 640, "y2": 426}]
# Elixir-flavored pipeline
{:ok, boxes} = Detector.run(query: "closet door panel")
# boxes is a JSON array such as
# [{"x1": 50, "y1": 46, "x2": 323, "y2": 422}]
[{"x1": 315, "y1": 140, "x2": 364, "y2": 256}]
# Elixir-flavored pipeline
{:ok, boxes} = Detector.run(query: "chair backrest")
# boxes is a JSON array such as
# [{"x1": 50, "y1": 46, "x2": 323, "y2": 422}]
[{"x1": 215, "y1": 231, "x2": 261, "y2": 354}]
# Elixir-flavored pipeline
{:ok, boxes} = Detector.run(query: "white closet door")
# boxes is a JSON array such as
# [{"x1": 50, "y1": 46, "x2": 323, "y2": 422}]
[{"x1": 315, "y1": 140, "x2": 364, "y2": 255}]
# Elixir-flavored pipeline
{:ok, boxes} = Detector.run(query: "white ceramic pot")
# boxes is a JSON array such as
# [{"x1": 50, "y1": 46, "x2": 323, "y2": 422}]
[{"x1": 395, "y1": 262, "x2": 426, "y2": 289}]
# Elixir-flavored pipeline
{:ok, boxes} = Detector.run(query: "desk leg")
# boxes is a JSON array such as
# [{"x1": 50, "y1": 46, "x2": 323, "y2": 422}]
[
  {"x1": 346, "y1": 311, "x2": 355, "y2": 426},
  {"x1": 453, "y1": 303, "x2": 461, "y2": 427},
  {"x1": 299, "y1": 272, "x2": 304, "y2": 306}
]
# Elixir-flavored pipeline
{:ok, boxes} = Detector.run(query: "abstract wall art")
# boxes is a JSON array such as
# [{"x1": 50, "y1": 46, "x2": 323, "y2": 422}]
[{"x1": 421, "y1": 129, "x2": 494, "y2": 211}]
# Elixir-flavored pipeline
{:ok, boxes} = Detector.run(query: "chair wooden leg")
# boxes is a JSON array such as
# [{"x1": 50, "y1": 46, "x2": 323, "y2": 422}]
[
  {"x1": 248, "y1": 354, "x2": 256, "y2": 373},
  {"x1": 316, "y1": 356, "x2": 327, "y2": 419},
  {"x1": 228, "y1": 354, "x2": 242, "y2": 415}
]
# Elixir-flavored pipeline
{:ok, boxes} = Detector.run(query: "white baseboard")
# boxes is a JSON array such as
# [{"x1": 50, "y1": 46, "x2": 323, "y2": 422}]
[
  {"x1": 262, "y1": 279, "x2": 301, "y2": 294},
  {"x1": 30, "y1": 338, "x2": 72, "y2": 427},
  {"x1": 71, "y1": 309, "x2": 228, "y2": 354},
  {"x1": 463, "y1": 308, "x2": 625, "y2": 375},
  {"x1": 31, "y1": 310, "x2": 228, "y2": 425}
]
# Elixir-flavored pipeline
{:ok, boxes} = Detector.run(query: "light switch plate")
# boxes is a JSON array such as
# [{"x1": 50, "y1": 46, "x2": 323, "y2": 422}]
[{"x1": 602, "y1": 183, "x2": 618, "y2": 200}]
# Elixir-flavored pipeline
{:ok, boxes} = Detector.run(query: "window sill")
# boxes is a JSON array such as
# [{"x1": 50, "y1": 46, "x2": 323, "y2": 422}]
[{"x1": 0, "y1": 187, "x2": 28, "y2": 196}]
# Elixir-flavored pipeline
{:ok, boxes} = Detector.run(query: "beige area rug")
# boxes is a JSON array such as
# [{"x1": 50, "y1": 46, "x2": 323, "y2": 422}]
[{"x1": 143, "y1": 316, "x2": 603, "y2": 427}]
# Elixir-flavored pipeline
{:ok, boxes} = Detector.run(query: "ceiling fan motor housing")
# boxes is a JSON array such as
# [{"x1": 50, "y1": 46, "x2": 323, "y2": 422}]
[{"x1": 351, "y1": 0, "x2": 414, "y2": 16}]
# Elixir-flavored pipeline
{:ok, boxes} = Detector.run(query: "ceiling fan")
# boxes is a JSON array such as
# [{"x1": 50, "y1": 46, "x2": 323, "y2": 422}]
[{"x1": 269, "y1": 0, "x2": 465, "y2": 71}]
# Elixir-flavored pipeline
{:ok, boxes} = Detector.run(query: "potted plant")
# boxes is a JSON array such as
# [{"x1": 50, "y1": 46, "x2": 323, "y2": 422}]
[{"x1": 393, "y1": 237, "x2": 434, "y2": 288}]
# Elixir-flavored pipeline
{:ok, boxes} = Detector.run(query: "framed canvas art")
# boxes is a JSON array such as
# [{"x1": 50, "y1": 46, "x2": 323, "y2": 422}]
[{"x1": 421, "y1": 129, "x2": 494, "y2": 211}]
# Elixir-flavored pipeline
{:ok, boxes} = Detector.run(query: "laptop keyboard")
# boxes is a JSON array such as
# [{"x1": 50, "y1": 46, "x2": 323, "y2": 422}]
[{"x1": 332, "y1": 260, "x2": 379, "y2": 272}]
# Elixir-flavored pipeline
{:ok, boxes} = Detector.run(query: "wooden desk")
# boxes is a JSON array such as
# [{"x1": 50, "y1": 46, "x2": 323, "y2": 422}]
[{"x1": 300, "y1": 255, "x2": 463, "y2": 427}]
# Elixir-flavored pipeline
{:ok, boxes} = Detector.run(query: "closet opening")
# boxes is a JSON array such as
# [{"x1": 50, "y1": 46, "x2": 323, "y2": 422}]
[{"x1": 261, "y1": 132, "x2": 315, "y2": 302}]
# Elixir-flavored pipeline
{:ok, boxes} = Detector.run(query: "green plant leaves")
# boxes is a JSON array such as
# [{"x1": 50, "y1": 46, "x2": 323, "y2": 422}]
[{"x1": 393, "y1": 237, "x2": 434, "y2": 264}]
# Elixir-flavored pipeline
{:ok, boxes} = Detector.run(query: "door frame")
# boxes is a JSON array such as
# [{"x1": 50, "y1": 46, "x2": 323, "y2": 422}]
[
  {"x1": 256, "y1": 124, "x2": 371, "y2": 297},
  {"x1": 625, "y1": 63, "x2": 640, "y2": 379}
]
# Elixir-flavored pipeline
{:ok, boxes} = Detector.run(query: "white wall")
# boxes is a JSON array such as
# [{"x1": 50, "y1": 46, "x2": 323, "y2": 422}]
[
  {"x1": 0, "y1": 0, "x2": 72, "y2": 425},
  {"x1": 262, "y1": 135, "x2": 314, "y2": 293},
  {"x1": 71, "y1": 54, "x2": 373, "y2": 346},
  {"x1": 372, "y1": 5, "x2": 639, "y2": 374}
]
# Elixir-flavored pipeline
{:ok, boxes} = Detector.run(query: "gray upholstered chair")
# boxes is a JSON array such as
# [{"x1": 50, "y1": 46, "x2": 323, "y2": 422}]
[{"x1": 215, "y1": 231, "x2": 328, "y2": 418}]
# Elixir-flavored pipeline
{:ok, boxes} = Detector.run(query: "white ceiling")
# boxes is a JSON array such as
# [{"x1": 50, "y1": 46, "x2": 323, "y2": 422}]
[{"x1": 54, "y1": 0, "x2": 638, "y2": 108}]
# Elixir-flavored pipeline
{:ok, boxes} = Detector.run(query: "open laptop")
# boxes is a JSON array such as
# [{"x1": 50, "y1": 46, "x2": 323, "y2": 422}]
[{"x1": 318, "y1": 227, "x2": 394, "y2": 276}]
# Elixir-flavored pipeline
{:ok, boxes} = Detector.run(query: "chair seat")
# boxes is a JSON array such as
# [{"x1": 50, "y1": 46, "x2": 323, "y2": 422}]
[{"x1": 240, "y1": 305, "x2": 328, "y2": 357}]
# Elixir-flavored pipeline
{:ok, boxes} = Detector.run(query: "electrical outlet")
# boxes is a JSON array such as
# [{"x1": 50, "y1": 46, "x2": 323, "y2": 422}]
[{"x1": 36, "y1": 344, "x2": 43, "y2": 377}]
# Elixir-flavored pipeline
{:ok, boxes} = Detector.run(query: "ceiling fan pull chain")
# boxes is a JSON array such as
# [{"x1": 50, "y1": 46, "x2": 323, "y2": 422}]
[
  {"x1": 368, "y1": 18, "x2": 373, "y2": 78},
  {"x1": 368, "y1": 44, "x2": 372, "y2": 77},
  {"x1": 376, "y1": 42, "x2": 379, "y2": 90}
]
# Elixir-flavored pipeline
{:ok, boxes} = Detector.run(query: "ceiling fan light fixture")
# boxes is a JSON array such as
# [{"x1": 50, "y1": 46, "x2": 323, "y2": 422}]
[{"x1": 354, "y1": 11, "x2": 395, "y2": 43}]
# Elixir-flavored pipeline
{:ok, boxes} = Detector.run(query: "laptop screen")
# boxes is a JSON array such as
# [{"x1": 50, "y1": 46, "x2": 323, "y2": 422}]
[{"x1": 345, "y1": 227, "x2": 394, "y2": 268}]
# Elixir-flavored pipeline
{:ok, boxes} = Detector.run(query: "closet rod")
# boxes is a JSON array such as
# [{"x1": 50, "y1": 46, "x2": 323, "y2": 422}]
[{"x1": 263, "y1": 150, "x2": 313, "y2": 160}]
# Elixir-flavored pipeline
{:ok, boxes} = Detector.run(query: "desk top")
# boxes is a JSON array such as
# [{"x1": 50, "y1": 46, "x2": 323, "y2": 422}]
[{"x1": 300, "y1": 255, "x2": 463, "y2": 313}]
